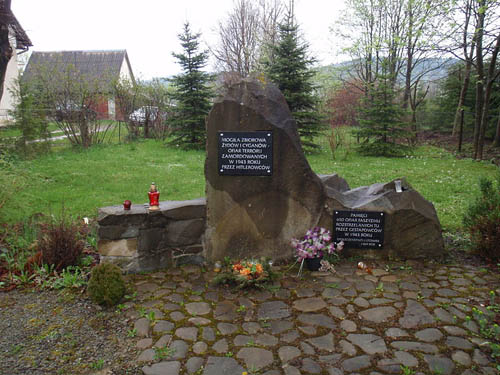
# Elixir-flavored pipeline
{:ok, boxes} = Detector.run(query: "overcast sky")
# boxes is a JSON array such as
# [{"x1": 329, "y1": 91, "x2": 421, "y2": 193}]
[{"x1": 12, "y1": 0, "x2": 346, "y2": 80}]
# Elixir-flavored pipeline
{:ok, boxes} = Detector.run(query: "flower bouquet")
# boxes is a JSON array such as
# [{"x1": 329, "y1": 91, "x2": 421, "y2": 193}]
[
  {"x1": 291, "y1": 227, "x2": 344, "y2": 272},
  {"x1": 212, "y1": 257, "x2": 276, "y2": 289}
]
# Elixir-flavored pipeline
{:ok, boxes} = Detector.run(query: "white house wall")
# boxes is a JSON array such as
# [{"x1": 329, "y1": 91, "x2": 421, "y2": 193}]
[
  {"x1": 119, "y1": 57, "x2": 132, "y2": 82},
  {"x1": 0, "y1": 31, "x2": 19, "y2": 126}
]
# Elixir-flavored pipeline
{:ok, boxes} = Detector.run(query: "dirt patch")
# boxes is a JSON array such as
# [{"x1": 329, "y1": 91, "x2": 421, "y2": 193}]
[
  {"x1": 0, "y1": 289, "x2": 142, "y2": 375},
  {"x1": 419, "y1": 130, "x2": 500, "y2": 165}
]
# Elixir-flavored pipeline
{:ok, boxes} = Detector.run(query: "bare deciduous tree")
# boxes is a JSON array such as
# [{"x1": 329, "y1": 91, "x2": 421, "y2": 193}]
[
  {"x1": 212, "y1": 0, "x2": 284, "y2": 76},
  {"x1": 27, "y1": 62, "x2": 114, "y2": 148}
]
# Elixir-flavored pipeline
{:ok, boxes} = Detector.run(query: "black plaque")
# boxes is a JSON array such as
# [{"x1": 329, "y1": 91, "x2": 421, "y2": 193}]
[
  {"x1": 334, "y1": 210, "x2": 385, "y2": 249},
  {"x1": 218, "y1": 131, "x2": 273, "y2": 176}
]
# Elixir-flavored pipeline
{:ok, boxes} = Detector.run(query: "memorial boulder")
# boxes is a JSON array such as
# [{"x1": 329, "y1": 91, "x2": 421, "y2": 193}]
[
  {"x1": 204, "y1": 78, "x2": 444, "y2": 262},
  {"x1": 204, "y1": 78, "x2": 325, "y2": 261},
  {"x1": 319, "y1": 177, "x2": 445, "y2": 259},
  {"x1": 97, "y1": 78, "x2": 445, "y2": 273}
]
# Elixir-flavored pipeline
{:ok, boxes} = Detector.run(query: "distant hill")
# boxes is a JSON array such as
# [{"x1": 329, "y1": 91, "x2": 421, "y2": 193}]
[{"x1": 313, "y1": 57, "x2": 458, "y2": 89}]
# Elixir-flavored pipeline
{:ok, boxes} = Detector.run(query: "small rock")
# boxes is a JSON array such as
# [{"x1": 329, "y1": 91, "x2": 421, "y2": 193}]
[
  {"x1": 302, "y1": 358, "x2": 322, "y2": 374},
  {"x1": 279, "y1": 346, "x2": 301, "y2": 363},
  {"x1": 137, "y1": 348, "x2": 155, "y2": 362},
  {"x1": 203, "y1": 357, "x2": 244, "y2": 375},
  {"x1": 153, "y1": 320, "x2": 174, "y2": 334},
  {"x1": 185, "y1": 302, "x2": 211, "y2": 316},
  {"x1": 134, "y1": 317, "x2": 150, "y2": 337},
  {"x1": 192, "y1": 341, "x2": 207, "y2": 354},
  {"x1": 339, "y1": 339, "x2": 357, "y2": 356},
  {"x1": 342, "y1": 355, "x2": 372, "y2": 372},
  {"x1": 415, "y1": 328, "x2": 443, "y2": 342},
  {"x1": 452, "y1": 351, "x2": 471, "y2": 366},
  {"x1": 359, "y1": 306, "x2": 397, "y2": 323},
  {"x1": 340, "y1": 320, "x2": 357, "y2": 332},
  {"x1": 213, "y1": 339, "x2": 228, "y2": 353},
  {"x1": 347, "y1": 334, "x2": 387, "y2": 355},
  {"x1": 307, "y1": 332, "x2": 335, "y2": 352},
  {"x1": 292, "y1": 297, "x2": 327, "y2": 312},
  {"x1": 424, "y1": 355, "x2": 455, "y2": 375},
  {"x1": 395, "y1": 351, "x2": 418, "y2": 367},
  {"x1": 175, "y1": 327, "x2": 197, "y2": 341},
  {"x1": 136, "y1": 338, "x2": 153, "y2": 349},
  {"x1": 217, "y1": 323, "x2": 238, "y2": 335}
]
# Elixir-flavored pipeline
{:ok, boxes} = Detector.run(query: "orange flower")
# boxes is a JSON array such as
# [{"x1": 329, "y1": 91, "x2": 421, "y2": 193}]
[
  {"x1": 255, "y1": 264, "x2": 263, "y2": 274},
  {"x1": 233, "y1": 263, "x2": 243, "y2": 271},
  {"x1": 240, "y1": 268, "x2": 251, "y2": 276}
]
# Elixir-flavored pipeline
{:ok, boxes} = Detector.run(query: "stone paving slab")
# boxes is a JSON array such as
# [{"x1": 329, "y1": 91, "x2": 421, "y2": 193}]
[{"x1": 119, "y1": 260, "x2": 500, "y2": 374}]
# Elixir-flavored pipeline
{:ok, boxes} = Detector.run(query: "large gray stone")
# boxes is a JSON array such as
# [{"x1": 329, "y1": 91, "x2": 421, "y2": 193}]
[
  {"x1": 424, "y1": 355, "x2": 455, "y2": 375},
  {"x1": 306, "y1": 332, "x2": 335, "y2": 352},
  {"x1": 297, "y1": 313, "x2": 336, "y2": 329},
  {"x1": 142, "y1": 361, "x2": 181, "y2": 375},
  {"x1": 279, "y1": 346, "x2": 301, "y2": 363},
  {"x1": 237, "y1": 348, "x2": 274, "y2": 370},
  {"x1": 205, "y1": 78, "x2": 326, "y2": 261},
  {"x1": 399, "y1": 300, "x2": 434, "y2": 329},
  {"x1": 321, "y1": 178, "x2": 445, "y2": 259},
  {"x1": 319, "y1": 173, "x2": 350, "y2": 192},
  {"x1": 358, "y1": 306, "x2": 397, "y2": 323},
  {"x1": 342, "y1": 355, "x2": 372, "y2": 372},
  {"x1": 346, "y1": 334, "x2": 387, "y2": 355},
  {"x1": 258, "y1": 301, "x2": 291, "y2": 320},
  {"x1": 293, "y1": 297, "x2": 327, "y2": 312},
  {"x1": 165, "y1": 218, "x2": 205, "y2": 246},
  {"x1": 161, "y1": 198, "x2": 206, "y2": 219},
  {"x1": 203, "y1": 357, "x2": 244, "y2": 375}
]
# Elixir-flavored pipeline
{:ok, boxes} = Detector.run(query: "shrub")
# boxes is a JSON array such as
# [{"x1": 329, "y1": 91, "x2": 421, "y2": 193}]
[
  {"x1": 87, "y1": 263, "x2": 126, "y2": 307},
  {"x1": 37, "y1": 215, "x2": 86, "y2": 271},
  {"x1": 463, "y1": 174, "x2": 500, "y2": 261}
]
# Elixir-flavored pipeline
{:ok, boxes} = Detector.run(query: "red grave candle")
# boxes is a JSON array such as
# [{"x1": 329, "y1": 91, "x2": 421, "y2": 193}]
[{"x1": 148, "y1": 182, "x2": 160, "y2": 210}]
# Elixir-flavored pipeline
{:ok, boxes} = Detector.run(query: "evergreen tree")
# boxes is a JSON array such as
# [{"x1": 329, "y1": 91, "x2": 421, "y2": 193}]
[
  {"x1": 356, "y1": 72, "x2": 412, "y2": 157},
  {"x1": 170, "y1": 22, "x2": 213, "y2": 149},
  {"x1": 9, "y1": 78, "x2": 51, "y2": 157},
  {"x1": 265, "y1": 9, "x2": 323, "y2": 151}
]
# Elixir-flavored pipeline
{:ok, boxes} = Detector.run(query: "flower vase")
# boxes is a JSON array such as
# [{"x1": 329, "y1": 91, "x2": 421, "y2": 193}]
[{"x1": 305, "y1": 257, "x2": 322, "y2": 271}]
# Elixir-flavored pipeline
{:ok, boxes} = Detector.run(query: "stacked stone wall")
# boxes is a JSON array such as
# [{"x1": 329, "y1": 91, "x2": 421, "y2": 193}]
[{"x1": 97, "y1": 198, "x2": 205, "y2": 273}]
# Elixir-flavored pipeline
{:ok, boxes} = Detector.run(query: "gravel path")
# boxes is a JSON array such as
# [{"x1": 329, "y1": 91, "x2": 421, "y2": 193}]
[
  {"x1": 0, "y1": 289, "x2": 142, "y2": 375},
  {"x1": 1, "y1": 257, "x2": 499, "y2": 375}
]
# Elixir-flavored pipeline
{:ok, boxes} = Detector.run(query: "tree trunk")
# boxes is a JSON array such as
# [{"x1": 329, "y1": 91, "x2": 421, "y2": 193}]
[
  {"x1": 452, "y1": 61, "x2": 472, "y2": 137},
  {"x1": 403, "y1": 1, "x2": 413, "y2": 110},
  {"x1": 493, "y1": 108, "x2": 500, "y2": 147},
  {"x1": 458, "y1": 108, "x2": 464, "y2": 152},
  {"x1": 473, "y1": 1, "x2": 485, "y2": 159},
  {"x1": 0, "y1": 0, "x2": 13, "y2": 103},
  {"x1": 452, "y1": 0, "x2": 475, "y2": 137},
  {"x1": 477, "y1": 33, "x2": 500, "y2": 159}
]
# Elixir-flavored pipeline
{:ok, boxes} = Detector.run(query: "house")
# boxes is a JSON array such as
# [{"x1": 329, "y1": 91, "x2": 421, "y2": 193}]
[
  {"x1": 23, "y1": 50, "x2": 135, "y2": 121},
  {"x1": 0, "y1": 1, "x2": 32, "y2": 126}
]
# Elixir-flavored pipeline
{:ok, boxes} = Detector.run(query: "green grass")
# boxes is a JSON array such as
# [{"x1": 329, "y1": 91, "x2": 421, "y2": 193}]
[
  {"x1": 2, "y1": 139, "x2": 205, "y2": 223},
  {"x1": 0, "y1": 122, "x2": 62, "y2": 138},
  {"x1": 1, "y1": 134, "x2": 498, "y2": 231},
  {"x1": 309, "y1": 136, "x2": 499, "y2": 230}
]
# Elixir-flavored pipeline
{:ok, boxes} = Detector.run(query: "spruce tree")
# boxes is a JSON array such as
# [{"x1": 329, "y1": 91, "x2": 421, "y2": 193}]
[
  {"x1": 356, "y1": 72, "x2": 412, "y2": 157},
  {"x1": 170, "y1": 22, "x2": 213, "y2": 149},
  {"x1": 265, "y1": 9, "x2": 323, "y2": 151}
]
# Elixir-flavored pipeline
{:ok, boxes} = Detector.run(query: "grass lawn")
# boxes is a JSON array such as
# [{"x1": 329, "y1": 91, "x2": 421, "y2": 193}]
[{"x1": 1, "y1": 135, "x2": 498, "y2": 232}]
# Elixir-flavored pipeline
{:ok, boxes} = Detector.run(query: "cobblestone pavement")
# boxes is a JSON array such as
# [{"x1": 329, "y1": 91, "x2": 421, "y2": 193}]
[{"x1": 122, "y1": 261, "x2": 500, "y2": 375}]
